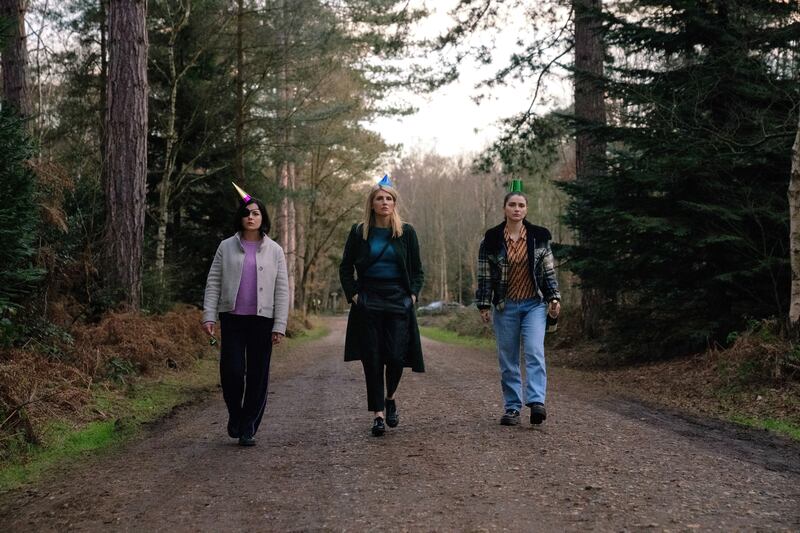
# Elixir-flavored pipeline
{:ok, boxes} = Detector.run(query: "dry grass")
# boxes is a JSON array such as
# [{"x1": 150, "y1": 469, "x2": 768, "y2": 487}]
[
  {"x1": 557, "y1": 323, "x2": 800, "y2": 429},
  {"x1": 0, "y1": 306, "x2": 210, "y2": 451},
  {"x1": 423, "y1": 311, "x2": 800, "y2": 433}
]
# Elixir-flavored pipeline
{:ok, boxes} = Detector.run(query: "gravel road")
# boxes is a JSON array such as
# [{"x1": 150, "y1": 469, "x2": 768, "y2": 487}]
[{"x1": 1, "y1": 316, "x2": 798, "y2": 532}]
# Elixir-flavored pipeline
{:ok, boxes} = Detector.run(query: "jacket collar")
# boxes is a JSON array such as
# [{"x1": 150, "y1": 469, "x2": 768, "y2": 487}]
[
  {"x1": 485, "y1": 219, "x2": 550, "y2": 253},
  {"x1": 235, "y1": 231, "x2": 265, "y2": 251}
]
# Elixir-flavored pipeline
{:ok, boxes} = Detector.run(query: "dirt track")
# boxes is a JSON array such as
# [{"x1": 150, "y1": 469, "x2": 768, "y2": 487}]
[{"x1": 1, "y1": 316, "x2": 798, "y2": 532}]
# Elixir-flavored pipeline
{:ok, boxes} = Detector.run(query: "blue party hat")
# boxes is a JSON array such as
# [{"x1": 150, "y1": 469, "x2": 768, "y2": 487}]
[{"x1": 378, "y1": 174, "x2": 393, "y2": 187}]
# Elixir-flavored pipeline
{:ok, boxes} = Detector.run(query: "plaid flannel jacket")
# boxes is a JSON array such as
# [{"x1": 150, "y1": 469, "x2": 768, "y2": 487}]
[{"x1": 475, "y1": 220, "x2": 560, "y2": 310}]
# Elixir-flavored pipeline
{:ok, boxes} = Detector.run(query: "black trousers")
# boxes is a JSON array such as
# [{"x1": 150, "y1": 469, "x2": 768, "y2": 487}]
[
  {"x1": 219, "y1": 313, "x2": 274, "y2": 437},
  {"x1": 358, "y1": 279, "x2": 410, "y2": 412}
]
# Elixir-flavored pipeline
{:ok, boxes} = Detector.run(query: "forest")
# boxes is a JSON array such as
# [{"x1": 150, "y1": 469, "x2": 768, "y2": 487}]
[{"x1": 1, "y1": 0, "x2": 800, "y2": 464}]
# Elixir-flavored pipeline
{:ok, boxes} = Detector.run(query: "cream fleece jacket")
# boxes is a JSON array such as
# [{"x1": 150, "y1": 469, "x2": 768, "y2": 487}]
[{"x1": 202, "y1": 233, "x2": 289, "y2": 334}]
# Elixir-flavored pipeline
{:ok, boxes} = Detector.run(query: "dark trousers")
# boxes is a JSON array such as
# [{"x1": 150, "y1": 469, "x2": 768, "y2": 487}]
[
  {"x1": 219, "y1": 313, "x2": 274, "y2": 437},
  {"x1": 358, "y1": 279, "x2": 410, "y2": 412}
]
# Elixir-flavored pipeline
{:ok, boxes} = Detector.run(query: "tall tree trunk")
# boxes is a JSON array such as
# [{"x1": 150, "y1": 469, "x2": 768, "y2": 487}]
[
  {"x1": 0, "y1": 0, "x2": 30, "y2": 118},
  {"x1": 467, "y1": 239, "x2": 478, "y2": 298},
  {"x1": 788, "y1": 110, "x2": 800, "y2": 326},
  {"x1": 233, "y1": 0, "x2": 244, "y2": 183},
  {"x1": 457, "y1": 246, "x2": 463, "y2": 304},
  {"x1": 287, "y1": 162, "x2": 296, "y2": 310},
  {"x1": 99, "y1": 0, "x2": 108, "y2": 194},
  {"x1": 574, "y1": 0, "x2": 605, "y2": 337},
  {"x1": 435, "y1": 191, "x2": 448, "y2": 300},
  {"x1": 294, "y1": 191, "x2": 304, "y2": 315},
  {"x1": 278, "y1": 160, "x2": 290, "y2": 274},
  {"x1": 277, "y1": 0, "x2": 295, "y2": 310},
  {"x1": 155, "y1": 1, "x2": 191, "y2": 288},
  {"x1": 103, "y1": 0, "x2": 148, "y2": 309},
  {"x1": 277, "y1": 159, "x2": 296, "y2": 310}
]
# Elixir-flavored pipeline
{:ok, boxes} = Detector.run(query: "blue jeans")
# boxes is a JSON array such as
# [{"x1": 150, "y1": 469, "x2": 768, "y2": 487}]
[{"x1": 492, "y1": 298, "x2": 547, "y2": 411}]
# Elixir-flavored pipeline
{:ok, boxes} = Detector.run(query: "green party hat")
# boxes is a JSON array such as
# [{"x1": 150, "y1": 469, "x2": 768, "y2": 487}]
[{"x1": 509, "y1": 179, "x2": 524, "y2": 193}]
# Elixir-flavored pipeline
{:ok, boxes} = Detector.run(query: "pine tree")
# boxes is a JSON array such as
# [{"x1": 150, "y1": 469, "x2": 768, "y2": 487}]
[
  {"x1": 0, "y1": 107, "x2": 42, "y2": 324},
  {"x1": 103, "y1": 0, "x2": 148, "y2": 309},
  {"x1": 562, "y1": 0, "x2": 800, "y2": 356},
  {"x1": 0, "y1": 0, "x2": 31, "y2": 118}
]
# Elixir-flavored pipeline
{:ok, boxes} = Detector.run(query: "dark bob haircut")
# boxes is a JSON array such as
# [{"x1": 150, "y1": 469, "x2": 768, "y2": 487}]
[
  {"x1": 233, "y1": 198, "x2": 271, "y2": 235},
  {"x1": 503, "y1": 191, "x2": 528, "y2": 206}
]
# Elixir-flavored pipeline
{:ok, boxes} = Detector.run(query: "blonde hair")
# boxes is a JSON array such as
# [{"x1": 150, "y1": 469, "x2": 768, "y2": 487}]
[{"x1": 360, "y1": 184, "x2": 404, "y2": 240}]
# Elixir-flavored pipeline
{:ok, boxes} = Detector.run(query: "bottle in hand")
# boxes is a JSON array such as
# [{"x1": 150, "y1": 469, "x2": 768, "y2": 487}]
[{"x1": 546, "y1": 311, "x2": 558, "y2": 334}]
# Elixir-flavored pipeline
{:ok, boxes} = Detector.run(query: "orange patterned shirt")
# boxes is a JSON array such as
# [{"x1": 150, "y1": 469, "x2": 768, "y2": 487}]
[{"x1": 504, "y1": 224, "x2": 536, "y2": 300}]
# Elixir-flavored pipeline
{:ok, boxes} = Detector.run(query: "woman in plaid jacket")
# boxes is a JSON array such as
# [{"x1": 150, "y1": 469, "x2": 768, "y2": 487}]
[{"x1": 476, "y1": 188, "x2": 561, "y2": 426}]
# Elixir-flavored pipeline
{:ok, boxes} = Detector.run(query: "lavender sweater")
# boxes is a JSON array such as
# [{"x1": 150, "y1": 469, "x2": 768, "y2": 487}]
[
  {"x1": 202, "y1": 233, "x2": 289, "y2": 334},
  {"x1": 232, "y1": 240, "x2": 259, "y2": 315}
]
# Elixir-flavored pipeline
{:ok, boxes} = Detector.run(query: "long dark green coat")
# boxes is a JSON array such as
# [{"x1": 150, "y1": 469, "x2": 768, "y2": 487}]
[{"x1": 339, "y1": 223, "x2": 425, "y2": 372}]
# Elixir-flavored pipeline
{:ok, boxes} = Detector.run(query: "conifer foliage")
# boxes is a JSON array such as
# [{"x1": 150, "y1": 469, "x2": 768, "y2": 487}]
[
  {"x1": 0, "y1": 107, "x2": 41, "y2": 318},
  {"x1": 562, "y1": 0, "x2": 800, "y2": 356}
]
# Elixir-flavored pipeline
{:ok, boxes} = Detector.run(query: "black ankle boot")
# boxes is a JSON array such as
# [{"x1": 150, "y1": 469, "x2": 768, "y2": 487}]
[
  {"x1": 385, "y1": 399, "x2": 399, "y2": 428},
  {"x1": 371, "y1": 417, "x2": 385, "y2": 436}
]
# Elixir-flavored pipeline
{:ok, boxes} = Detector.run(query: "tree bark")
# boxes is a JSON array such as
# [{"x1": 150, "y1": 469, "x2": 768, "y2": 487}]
[
  {"x1": 277, "y1": 0, "x2": 295, "y2": 310},
  {"x1": 278, "y1": 160, "x2": 290, "y2": 296},
  {"x1": 99, "y1": 0, "x2": 109, "y2": 191},
  {"x1": 574, "y1": 0, "x2": 605, "y2": 337},
  {"x1": 103, "y1": 0, "x2": 148, "y2": 309},
  {"x1": 788, "y1": 109, "x2": 800, "y2": 325},
  {"x1": 0, "y1": 0, "x2": 30, "y2": 118},
  {"x1": 233, "y1": 0, "x2": 244, "y2": 183},
  {"x1": 155, "y1": 1, "x2": 191, "y2": 288},
  {"x1": 433, "y1": 181, "x2": 448, "y2": 300},
  {"x1": 296, "y1": 198, "x2": 308, "y2": 315},
  {"x1": 287, "y1": 161, "x2": 297, "y2": 311}
]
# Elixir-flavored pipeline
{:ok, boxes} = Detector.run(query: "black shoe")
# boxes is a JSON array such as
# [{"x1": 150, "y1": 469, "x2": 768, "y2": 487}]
[
  {"x1": 385, "y1": 399, "x2": 399, "y2": 428},
  {"x1": 227, "y1": 420, "x2": 240, "y2": 439},
  {"x1": 238, "y1": 434, "x2": 256, "y2": 446},
  {"x1": 371, "y1": 417, "x2": 386, "y2": 436},
  {"x1": 500, "y1": 409, "x2": 520, "y2": 426},
  {"x1": 529, "y1": 403, "x2": 547, "y2": 425}
]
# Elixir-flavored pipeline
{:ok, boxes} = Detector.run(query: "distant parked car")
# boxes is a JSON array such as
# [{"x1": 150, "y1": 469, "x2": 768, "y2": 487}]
[{"x1": 417, "y1": 300, "x2": 464, "y2": 316}]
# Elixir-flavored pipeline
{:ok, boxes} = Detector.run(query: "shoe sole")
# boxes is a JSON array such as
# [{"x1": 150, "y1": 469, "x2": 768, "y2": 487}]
[
  {"x1": 371, "y1": 427, "x2": 385, "y2": 436},
  {"x1": 500, "y1": 418, "x2": 520, "y2": 426},
  {"x1": 238, "y1": 439, "x2": 256, "y2": 446},
  {"x1": 386, "y1": 417, "x2": 399, "y2": 428}
]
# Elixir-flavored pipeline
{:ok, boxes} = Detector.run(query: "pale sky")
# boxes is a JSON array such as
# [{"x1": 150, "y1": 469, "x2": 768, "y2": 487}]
[{"x1": 366, "y1": 2, "x2": 572, "y2": 158}]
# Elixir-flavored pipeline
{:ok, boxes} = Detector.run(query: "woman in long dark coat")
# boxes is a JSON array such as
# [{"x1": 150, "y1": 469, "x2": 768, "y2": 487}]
[{"x1": 339, "y1": 176, "x2": 424, "y2": 437}]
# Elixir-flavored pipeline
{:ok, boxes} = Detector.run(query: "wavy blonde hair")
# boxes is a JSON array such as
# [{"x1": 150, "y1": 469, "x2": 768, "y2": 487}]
[{"x1": 360, "y1": 184, "x2": 404, "y2": 240}]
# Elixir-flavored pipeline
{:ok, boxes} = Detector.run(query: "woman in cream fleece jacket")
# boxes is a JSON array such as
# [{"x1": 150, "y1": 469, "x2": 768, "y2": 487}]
[{"x1": 202, "y1": 197, "x2": 289, "y2": 446}]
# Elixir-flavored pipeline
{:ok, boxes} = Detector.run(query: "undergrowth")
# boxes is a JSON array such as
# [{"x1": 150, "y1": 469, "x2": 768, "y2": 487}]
[
  {"x1": 423, "y1": 311, "x2": 800, "y2": 440},
  {"x1": 0, "y1": 310, "x2": 326, "y2": 491}
]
